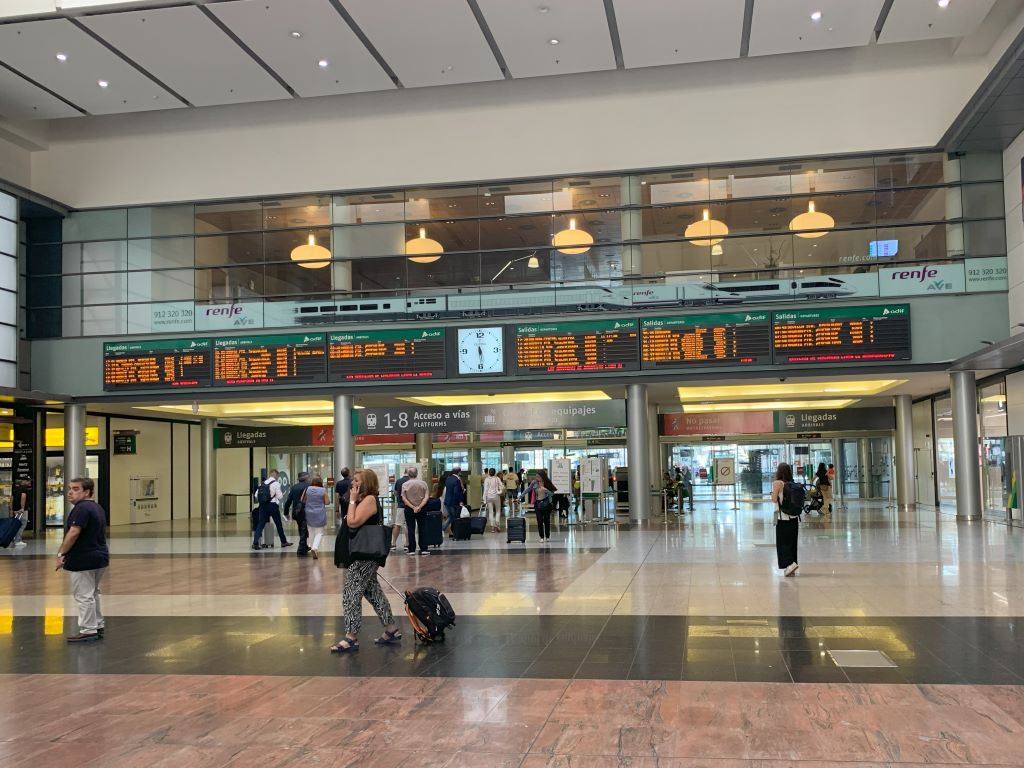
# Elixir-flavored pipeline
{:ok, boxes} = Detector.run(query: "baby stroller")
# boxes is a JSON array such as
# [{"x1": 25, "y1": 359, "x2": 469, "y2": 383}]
[{"x1": 804, "y1": 487, "x2": 826, "y2": 515}]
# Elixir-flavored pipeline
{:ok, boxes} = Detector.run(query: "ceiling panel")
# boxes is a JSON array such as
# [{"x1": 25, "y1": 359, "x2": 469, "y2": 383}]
[
  {"x1": 748, "y1": 0, "x2": 885, "y2": 58},
  {"x1": 0, "y1": 66, "x2": 81, "y2": 119},
  {"x1": 614, "y1": 0, "x2": 745, "y2": 68},
  {"x1": 476, "y1": 0, "x2": 614, "y2": 79},
  {"x1": 0, "y1": 18, "x2": 179, "y2": 115},
  {"x1": 878, "y1": 0, "x2": 997, "y2": 44},
  {"x1": 82, "y1": 5, "x2": 291, "y2": 108},
  {"x1": 342, "y1": 0, "x2": 503, "y2": 88},
  {"x1": 210, "y1": 0, "x2": 394, "y2": 98}
]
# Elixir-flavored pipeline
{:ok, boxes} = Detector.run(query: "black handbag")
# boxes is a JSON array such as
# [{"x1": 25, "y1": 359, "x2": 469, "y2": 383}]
[{"x1": 334, "y1": 497, "x2": 390, "y2": 568}]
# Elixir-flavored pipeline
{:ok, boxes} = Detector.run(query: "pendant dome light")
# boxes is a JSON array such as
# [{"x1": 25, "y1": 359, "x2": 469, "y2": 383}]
[
  {"x1": 552, "y1": 218, "x2": 594, "y2": 254},
  {"x1": 290, "y1": 233, "x2": 331, "y2": 269},
  {"x1": 406, "y1": 227, "x2": 443, "y2": 263},
  {"x1": 789, "y1": 200, "x2": 834, "y2": 238},
  {"x1": 684, "y1": 209, "x2": 728, "y2": 246}
]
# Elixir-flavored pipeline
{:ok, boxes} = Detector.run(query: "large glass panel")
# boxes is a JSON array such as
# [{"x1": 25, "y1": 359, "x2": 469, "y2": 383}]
[
  {"x1": 874, "y1": 186, "x2": 949, "y2": 225},
  {"x1": 789, "y1": 158, "x2": 876, "y2": 193},
  {"x1": 333, "y1": 223, "x2": 407, "y2": 259},
  {"x1": 550, "y1": 176, "x2": 627, "y2": 210},
  {"x1": 405, "y1": 186, "x2": 480, "y2": 220},
  {"x1": 265, "y1": 259, "x2": 333, "y2": 297},
  {"x1": 875, "y1": 152, "x2": 945, "y2": 188},
  {"x1": 479, "y1": 214, "x2": 552, "y2": 250},
  {"x1": 933, "y1": 397, "x2": 955, "y2": 505},
  {"x1": 407, "y1": 252, "x2": 480, "y2": 290},
  {"x1": 875, "y1": 223, "x2": 948, "y2": 262},
  {"x1": 718, "y1": 197, "x2": 800, "y2": 237},
  {"x1": 128, "y1": 270, "x2": 195, "y2": 302},
  {"x1": 332, "y1": 191, "x2": 405, "y2": 225},
  {"x1": 26, "y1": 243, "x2": 63, "y2": 275},
  {"x1": 82, "y1": 271, "x2": 127, "y2": 304},
  {"x1": 480, "y1": 249, "x2": 546, "y2": 287},
  {"x1": 979, "y1": 381, "x2": 1008, "y2": 515},
  {"x1": 263, "y1": 195, "x2": 331, "y2": 230},
  {"x1": 958, "y1": 152, "x2": 1001, "y2": 182},
  {"x1": 553, "y1": 210, "x2": 622, "y2": 248},
  {"x1": 713, "y1": 233, "x2": 794, "y2": 277},
  {"x1": 790, "y1": 229, "x2": 875, "y2": 270},
  {"x1": 194, "y1": 200, "x2": 262, "y2": 235},
  {"x1": 349, "y1": 256, "x2": 407, "y2": 294},
  {"x1": 638, "y1": 170, "x2": 711, "y2": 207},
  {"x1": 640, "y1": 202, "x2": 711, "y2": 241},
  {"x1": 264, "y1": 227, "x2": 332, "y2": 263},
  {"x1": 0, "y1": 218, "x2": 15, "y2": 257},
  {"x1": 81, "y1": 240, "x2": 128, "y2": 272},
  {"x1": 127, "y1": 205, "x2": 194, "y2": 237},
  {"x1": 62, "y1": 209, "x2": 127, "y2": 241},
  {"x1": 404, "y1": 219, "x2": 479, "y2": 254},
  {"x1": 480, "y1": 180, "x2": 556, "y2": 215},
  {"x1": 127, "y1": 237, "x2": 194, "y2": 270},
  {"x1": 636, "y1": 241, "x2": 711, "y2": 279},
  {"x1": 82, "y1": 304, "x2": 127, "y2": 335},
  {"x1": 961, "y1": 182, "x2": 1006, "y2": 219},
  {"x1": 963, "y1": 219, "x2": 1006, "y2": 256},
  {"x1": 195, "y1": 265, "x2": 264, "y2": 300},
  {"x1": 195, "y1": 232, "x2": 262, "y2": 267},
  {"x1": 710, "y1": 162, "x2": 793, "y2": 199}
]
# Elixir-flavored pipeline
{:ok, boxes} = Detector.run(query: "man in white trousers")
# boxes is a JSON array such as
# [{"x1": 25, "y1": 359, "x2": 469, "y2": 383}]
[{"x1": 55, "y1": 477, "x2": 109, "y2": 643}]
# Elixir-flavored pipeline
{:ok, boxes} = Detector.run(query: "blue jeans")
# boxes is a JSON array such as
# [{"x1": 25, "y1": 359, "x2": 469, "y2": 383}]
[
  {"x1": 443, "y1": 504, "x2": 460, "y2": 532},
  {"x1": 253, "y1": 504, "x2": 287, "y2": 546}
]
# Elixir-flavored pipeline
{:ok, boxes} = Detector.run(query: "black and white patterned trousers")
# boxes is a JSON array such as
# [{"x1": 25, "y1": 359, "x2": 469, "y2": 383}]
[{"x1": 342, "y1": 560, "x2": 394, "y2": 635}]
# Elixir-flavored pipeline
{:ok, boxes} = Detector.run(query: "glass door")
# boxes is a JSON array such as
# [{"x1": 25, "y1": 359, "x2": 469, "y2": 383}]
[
  {"x1": 45, "y1": 453, "x2": 101, "y2": 527},
  {"x1": 980, "y1": 381, "x2": 1008, "y2": 516}
]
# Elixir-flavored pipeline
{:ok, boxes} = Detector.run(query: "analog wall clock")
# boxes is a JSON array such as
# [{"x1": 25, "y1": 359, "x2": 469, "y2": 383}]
[{"x1": 457, "y1": 327, "x2": 504, "y2": 374}]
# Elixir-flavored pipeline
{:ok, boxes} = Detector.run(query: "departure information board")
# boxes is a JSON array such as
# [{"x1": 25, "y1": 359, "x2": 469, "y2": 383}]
[
  {"x1": 213, "y1": 333, "x2": 327, "y2": 386},
  {"x1": 515, "y1": 319, "x2": 639, "y2": 374},
  {"x1": 103, "y1": 338, "x2": 212, "y2": 390},
  {"x1": 772, "y1": 304, "x2": 911, "y2": 363},
  {"x1": 328, "y1": 328, "x2": 446, "y2": 381},
  {"x1": 640, "y1": 311, "x2": 771, "y2": 369}
]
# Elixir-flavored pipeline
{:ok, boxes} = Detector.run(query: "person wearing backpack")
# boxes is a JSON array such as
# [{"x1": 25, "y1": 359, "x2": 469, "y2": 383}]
[
  {"x1": 771, "y1": 462, "x2": 802, "y2": 577},
  {"x1": 252, "y1": 469, "x2": 293, "y2": 551}
]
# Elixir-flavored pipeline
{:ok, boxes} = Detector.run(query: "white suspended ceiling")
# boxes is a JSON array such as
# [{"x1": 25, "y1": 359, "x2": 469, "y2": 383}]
[{"x1": 0, "y1": 0, "x2": 1015, "y2": 118}]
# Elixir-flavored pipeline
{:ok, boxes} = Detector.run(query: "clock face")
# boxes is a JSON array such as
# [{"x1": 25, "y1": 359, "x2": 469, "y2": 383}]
[{"x1": 457, "y1": 327, "x2": 504, "y2": 375}]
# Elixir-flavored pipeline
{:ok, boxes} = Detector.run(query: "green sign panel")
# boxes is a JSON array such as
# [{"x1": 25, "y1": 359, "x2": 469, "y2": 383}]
[
  {"x1": 515, "y1": 318, "x2": 637, "y2": 335},
  {"x1": 213, "y1": 332, "x2": 325, "y2": 348},
  {"x1": 772, "y1": 304, "x2": 908, "y2": 323},
  {"x1": 641, "y1": 311, "x2": 769, "y2": 329},
  {"x1": 104, "y1": 338, "x2": 210, "y2": 354},
  {"x1": 329, "y1": 327, "x2": 443, "y2": 343}
]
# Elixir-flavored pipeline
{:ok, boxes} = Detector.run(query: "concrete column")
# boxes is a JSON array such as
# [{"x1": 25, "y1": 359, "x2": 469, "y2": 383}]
[
  {"x1": 951, "y1": 370, "x2": 982, "y2": 521},
  {"x1": 63, "y1": 404, "x2": 86, "y2": 482},
  {"x1": 200, "y1": 418, "x2": 217, "y2": 519},
  {"x1": 500, "y1": 444, "x2": 514, "y2": 469},
  {"x1": 415, "y1": 433, "x2": 433, "y2": 479},
  {"x1": 647, "y1": 404, "x2": 661, "y2": 490},
  {"x1": 894, "y1": 395, "x2": 916, "y2": 508},
  {"x1": 333, "y1": 394, "x2": 355, "y2": 483},
  {"x1": 626, "y1": 383, "x2": 651, "y2": 521},
  {"x1": 468, "y1": 438, "x2": 481, "y2": 476}
]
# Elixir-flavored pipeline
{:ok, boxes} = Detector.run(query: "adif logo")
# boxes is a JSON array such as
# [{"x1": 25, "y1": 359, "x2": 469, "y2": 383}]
[
  {"x1": 422, "y1": 331, "x2": 429, "y2": 338},
  {"x1": 614, "y1": 322, "x2": 621, "y2": 328}
]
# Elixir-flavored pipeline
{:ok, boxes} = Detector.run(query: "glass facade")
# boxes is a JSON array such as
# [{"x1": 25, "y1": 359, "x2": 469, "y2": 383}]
[{"x1": 24, "y1": 150, "x2": 1007, "y2": 338}]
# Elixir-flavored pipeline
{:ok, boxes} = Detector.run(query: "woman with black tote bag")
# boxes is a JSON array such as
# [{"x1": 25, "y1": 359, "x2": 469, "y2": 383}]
[{"x1": 330, "y1": 469, "x2": 401, "y2": 653}]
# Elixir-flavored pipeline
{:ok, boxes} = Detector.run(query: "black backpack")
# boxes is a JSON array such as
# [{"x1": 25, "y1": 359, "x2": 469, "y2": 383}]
[
  {"x1": 256, "y1": 482, "x2": 272, "y2": 505},
  {"x1": 781, "y1": 481, "x2": 805, "y2": 516}
]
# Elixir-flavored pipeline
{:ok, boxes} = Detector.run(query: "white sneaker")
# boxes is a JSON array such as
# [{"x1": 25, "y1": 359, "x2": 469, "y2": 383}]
[
  {"x1": 13, "y1": 541, "x2": 26, "y2": 548},
  {"x1": 784, "y1": 563, "x2": 798, "y2": 577},
  {"x1": 407, "y1": 550, "x2": 417, "y2": 556},
  {"x1": 420, "y1": 550, "x2": 430, "y2": 556}
]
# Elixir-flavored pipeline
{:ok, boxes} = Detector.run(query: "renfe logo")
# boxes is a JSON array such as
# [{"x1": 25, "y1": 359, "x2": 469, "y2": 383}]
[
  {"x1": 204, "y1": 305, "x2": 244, "y2": 317},
  {"x1": 889, "y1": 267, "x2": 938, "y2": 283}
]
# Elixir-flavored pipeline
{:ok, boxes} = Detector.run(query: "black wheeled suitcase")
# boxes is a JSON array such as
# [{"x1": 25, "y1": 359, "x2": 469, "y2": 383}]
[
  {"x1": 454, "y1": 517, "x2": 472, "y2": 541},
  {"x1": 0, "y1": 516, "x2": 21, "y2": 548},
  {"x1": 506, "y1": 516, "x2": 526, "y2": 544},
  {"x1": 469, "y1": 516, "x2": 487, "y2": 535},
  {"x1": 423, "y1": 512, "x2": 444, "y2": 548}
]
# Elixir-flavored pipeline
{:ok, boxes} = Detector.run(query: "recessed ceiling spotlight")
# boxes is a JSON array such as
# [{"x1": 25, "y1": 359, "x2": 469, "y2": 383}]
[
  {"x1": 537, "y1": 5, "x2": 549, "y2": 13},
  {"x1": 97, "y1": 80, "x2": 108, "y2": 88},
  {"x1": 549, "y1": 38, "x2": 560, "y2": 45},
  {"x1": 810, "y1": 10, "x2": 822, "y2": 21},
  {"x1": 55, "y1": 52, "x2": 67, "y2": 62},
  {"x1": 937, "y1": 0, "x2": 949, "y2": 6},
  {"x1": 290, "y1": 31, "x2": 302, "y2": 38},
  {"x1": 317, "y1": 59, "x2": 329, "y2": 69}
]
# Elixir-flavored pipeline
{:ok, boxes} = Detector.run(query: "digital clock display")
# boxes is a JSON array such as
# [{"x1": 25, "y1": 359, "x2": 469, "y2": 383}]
[
  {"x1": 772, "y1": 304, "x2": 911, "y2": 364},
  {"x1": 103, "y1": 338, "x2": 212, "y2": 390},
  {"x1": 514, "y1": 319, "x2": 640, "y2": 374}
]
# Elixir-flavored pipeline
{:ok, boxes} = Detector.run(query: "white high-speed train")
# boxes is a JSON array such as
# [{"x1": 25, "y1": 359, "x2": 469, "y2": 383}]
[{"x1": 266, "y1": 276, "x2": 862, "y2": 326}]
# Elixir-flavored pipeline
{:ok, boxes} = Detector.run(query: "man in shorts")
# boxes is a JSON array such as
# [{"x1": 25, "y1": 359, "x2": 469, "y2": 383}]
[{"x1": 504, "y1": 466, "x2": 519, "y2": 514}]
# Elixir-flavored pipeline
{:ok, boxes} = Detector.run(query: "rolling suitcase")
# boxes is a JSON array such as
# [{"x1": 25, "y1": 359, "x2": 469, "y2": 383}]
[
  {"x1": 0, "y1": 516, "x2": 21, "y2": 548},
  {"x1": 251, "y1": 506, "x2": 274, "y2": 548},
  {"x1": 378, "y1": 572, "x2": 456, "y2": 644},
  {"x1": 469, "y1": 516, "x2": 486, "y2": 535},
  {"x1": 506, "y1": 515, "x2": 526, "y2": 545},
  {"x1": 423, "y1": 512, "x2": 444, "y2": 548},
  {"x1": 453, "y1": 517, "x2": 472, "y2": 541}
]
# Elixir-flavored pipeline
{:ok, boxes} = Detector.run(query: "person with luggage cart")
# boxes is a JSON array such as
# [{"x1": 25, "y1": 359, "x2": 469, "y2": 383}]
[{"x1": 330, "y1": 469, "x2": 401, "y2": 654}]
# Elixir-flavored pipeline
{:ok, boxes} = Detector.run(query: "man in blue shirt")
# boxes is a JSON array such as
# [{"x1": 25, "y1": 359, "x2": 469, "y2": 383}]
[
  {"x1": 55, "y1": 477, "x2": 109, "y2": 643},
  {"x1": 443, "y1": 467, "x2": 465, "y2": 536}
]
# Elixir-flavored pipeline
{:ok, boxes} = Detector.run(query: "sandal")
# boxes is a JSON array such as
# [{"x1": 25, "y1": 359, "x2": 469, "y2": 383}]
[
  {"x1": 329, "y1": 638, "x2": 359, "y2": 653},
  {"x1": 374, "y1": 628, "x2": 402, "y2": 645}
]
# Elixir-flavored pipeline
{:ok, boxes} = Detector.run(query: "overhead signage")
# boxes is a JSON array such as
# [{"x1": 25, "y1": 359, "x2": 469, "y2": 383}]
[
  {"x1": 213, "y1": 333, "x2": 326, "y2": 386},
  {"x1": 127, "y1": 301, "x2": 195, "y2": 334},
  {"x1": 328, "y1": 327, "x2": 446, "y2": 381},
  {"x1": 195, "y1": 301, "x2": 264, "y2": 331},
  {"x1": 514, "y1": 319, "x2": 639, "y2": 374},
  {"x1": 216, "y1": 426, "x2": 321, "y2": 448},
  {"x1": 713, "y1": 457, "x2": 736, "y2": 485},
  {"x1": 357, "y1": 400, "x2": 626, "y2": 435},
  {"x1": 878, "y1": 264, "x2": 965, "y2": 296},
  {"x1": 103, "y1": 338, "x2": 212, "y2": 391},
  {"x1": 965, "y1": 256, "x2": 1008, "y2": 292},
  {"x1": 641, "y1": 311, "x2": 771, "y2": 369},
  {"x1": 113, "y1": 433, "x2": 137, "y2": 455},
  {"x1": 772, "y1": 304, "x2": 911, "y2": 364},
  {"x1": 661, "y1": 412, "x2": 774, "y2": 437},
  {"x1": 774, "y1": 407, "x2": 895, "y2": 433}
]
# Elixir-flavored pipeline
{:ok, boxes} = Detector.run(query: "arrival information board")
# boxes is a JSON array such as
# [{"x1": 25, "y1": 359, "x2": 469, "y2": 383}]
[
  {"x1": 103, "y1": 338, "x2": 212, "y2": 391},
  {"x1": 641, "y1": 311, "x2": 771, "y2": 369},
  {"x1": 772, "y1": 304, "x2": 911, "y2": 363},
  {"x1": 515, "y1": 319, "x2": 639, "y2": 374},
  {"x1": 328, "y1": 328, "x2": 446, "y2": 381},
  {"x1": 213, "y1": 333, "x2": 327, "y2": 386}
]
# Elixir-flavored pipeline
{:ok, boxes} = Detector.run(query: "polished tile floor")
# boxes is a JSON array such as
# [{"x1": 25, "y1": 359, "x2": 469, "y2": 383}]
[{"x1": 2, "y1": 501, "x2": 1022, "y2": 766}]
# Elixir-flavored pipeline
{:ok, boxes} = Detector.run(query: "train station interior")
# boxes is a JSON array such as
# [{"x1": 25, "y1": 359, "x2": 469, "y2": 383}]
[{"x1": 2, "y1": 0, "x2": 1024, "y2": 765}]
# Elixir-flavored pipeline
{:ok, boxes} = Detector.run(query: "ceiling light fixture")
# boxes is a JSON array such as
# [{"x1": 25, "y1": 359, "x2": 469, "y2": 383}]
[
  {"x1": 290, "y1": 30, "x2": 302, "y2": 38},
  {"x1": 789, "y1": 200, "x2": 835, "y2": 238},
  {"x1": 684, "y1": 208, "x2": 728, "y2": 246},
  {"x1": 549, "y1": 38, "x2": 560, "y2": 45},
  {"x1": 55, "y1": 52, "x2": 67, "y2": 61},
  {"x1": 401, "y1": 391, "x2": 610, "y2": 407},
  {"x1": 317, "y1": 59, "x2": 329, "y2": 69},
  {"x1": 290, "y1": 233, "x2": 331, "y2": 269},
  {"x1": 552, "y1": 218, "x2": 593, "y2": 254},
  {"x1": 937, "y1": 0, "x2": 949, "y2": 6},
  {"x1": 97, "y1": 80, "x2": 109, "y2": 88},
  {"x1": 537, "y1": 5, "x2": 550, "y2": 13},
  {"x1": 406, "y1": 227, "x2": 443, "y2": 263},
  {"x1": 810, "y1": 10, "x2": 822, "y2": 21},
  {"x1": 711, "y1": 244, "x2": 724, "y2": 257},
  {"x1": 683, "y1": 399, "x2": 856, "y2": 414}
]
